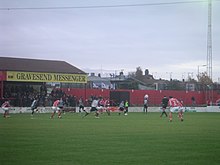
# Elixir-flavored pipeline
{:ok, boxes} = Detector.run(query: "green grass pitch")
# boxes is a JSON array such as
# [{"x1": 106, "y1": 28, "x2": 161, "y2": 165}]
[{"x1": 0, "y1": 112, "x2": 220, "y2": 165}]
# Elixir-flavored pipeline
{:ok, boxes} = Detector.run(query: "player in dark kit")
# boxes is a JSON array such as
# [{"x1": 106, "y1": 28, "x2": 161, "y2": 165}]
[{"x1": 160, "y1": 96, "x2": 168, "y2": 117}]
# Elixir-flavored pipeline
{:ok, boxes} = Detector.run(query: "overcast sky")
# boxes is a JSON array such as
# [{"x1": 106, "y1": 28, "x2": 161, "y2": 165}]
[{"x1": 0, "y1": 0, "x2": 220, "y2": 82}]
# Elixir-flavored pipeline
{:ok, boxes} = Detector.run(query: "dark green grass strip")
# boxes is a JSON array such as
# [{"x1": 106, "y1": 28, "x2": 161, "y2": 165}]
[{"x1": 0, "y1": 112, "x2": 220, "y2": 165}]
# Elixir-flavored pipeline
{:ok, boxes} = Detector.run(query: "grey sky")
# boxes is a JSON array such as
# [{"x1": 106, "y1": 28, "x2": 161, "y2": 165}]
[{"x1": 0, "y1": 0, "x2": 220, "y2": 81}]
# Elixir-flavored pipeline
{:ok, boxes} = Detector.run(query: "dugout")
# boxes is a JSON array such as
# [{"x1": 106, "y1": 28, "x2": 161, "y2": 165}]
[
  {"x1": 0, "y1": 57, "x2": 87, "y2": 106},
  {"x1": 110, "y1": 91, "x2": 130, "y2": 106}
]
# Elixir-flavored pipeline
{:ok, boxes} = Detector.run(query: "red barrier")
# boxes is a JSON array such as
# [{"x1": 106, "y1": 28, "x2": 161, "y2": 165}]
[{"x1": 61, "y1": 88, "x2": 220, "y2": 106}]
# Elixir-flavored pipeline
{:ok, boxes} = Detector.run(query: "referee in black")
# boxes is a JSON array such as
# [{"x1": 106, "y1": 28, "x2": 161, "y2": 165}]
[{"x1": 160, "y1": 96, "x2": 168, "y2": 117}]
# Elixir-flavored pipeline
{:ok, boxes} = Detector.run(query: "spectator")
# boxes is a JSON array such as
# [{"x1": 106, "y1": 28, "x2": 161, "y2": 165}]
[{"x1": 191, "y1": 97, "x2": 196, "y2": 106}]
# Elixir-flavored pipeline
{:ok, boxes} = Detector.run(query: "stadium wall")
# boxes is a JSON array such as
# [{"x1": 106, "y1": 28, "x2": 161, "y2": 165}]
[{"x1": 61, "y1": 88, "x2": 220, "y2": 106}]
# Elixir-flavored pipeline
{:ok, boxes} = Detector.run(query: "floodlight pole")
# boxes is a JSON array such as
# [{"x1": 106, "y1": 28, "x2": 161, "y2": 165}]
[
  {"x1": 206, "y1": 0, "x2": 213, "y2": 105},
  {"x1": 207, "y1": 0, "x2": 212, "y2": 80}
]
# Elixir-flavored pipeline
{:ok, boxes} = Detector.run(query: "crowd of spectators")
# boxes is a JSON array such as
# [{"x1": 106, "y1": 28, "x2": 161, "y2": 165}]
[
  {"x1": 2, "y1": 84, "x2": 77, "y2": 107},
  {"x1": 48, "y1": 88, "x2": 77, "y2": 107},
  {"x1": 3, "y1": 85, "x2": 37, "y2": 107},
  {"x1": 2, "y1": 84, "x2": 116, "y2": 108}
]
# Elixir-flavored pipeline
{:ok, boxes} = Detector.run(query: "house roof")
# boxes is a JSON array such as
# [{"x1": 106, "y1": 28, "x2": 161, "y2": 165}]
[{"x1": 0, "y1": 57, "x2": 86, "y2": 74}]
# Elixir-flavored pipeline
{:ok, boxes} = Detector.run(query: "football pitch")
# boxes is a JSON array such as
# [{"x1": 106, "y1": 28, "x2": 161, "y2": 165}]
[{"x1": 0, "y1": 112, "x2": 220, "y2": 165}]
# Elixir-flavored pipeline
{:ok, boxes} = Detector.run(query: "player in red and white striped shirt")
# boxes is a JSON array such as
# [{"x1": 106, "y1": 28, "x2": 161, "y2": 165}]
[
  {"x1": 1, "y1": 100, "x2": 11, "y2": 118},
  {"x1": 168, "y1": 96, "x2": 184, "y2": 122},
  {"x1": 50, "y1": 98, "x2": 63, "y2": 119},
  {"x1": 104, "y1": 98, "x2": 111, "y2": 116}
]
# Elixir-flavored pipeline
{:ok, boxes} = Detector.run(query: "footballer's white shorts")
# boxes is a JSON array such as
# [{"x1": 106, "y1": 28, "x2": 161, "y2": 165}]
[
  {"x1": 52, "y1": 106, "x2": 60, "y2": 112},
  {"x1": 2, "y1": 107, "x2": 9, "y2": 111},
  {"x1": 170, "y1": 107, "x2": 184, "y2": 113}
]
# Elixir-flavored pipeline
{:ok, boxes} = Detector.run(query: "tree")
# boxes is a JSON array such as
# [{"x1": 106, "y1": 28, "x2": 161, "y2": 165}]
[
  {"x1": 197, "y1": 72, "x2": 213, "y2": 91},
  {"x1": 128, "y1": 66, "x2": 143, "y2": 80},
  {"x1": 135, "y1": 66, "x2": 143, "y2": 81},
  {"x1": 198, "y1": 72, "x2": 213, "y2": 85}
]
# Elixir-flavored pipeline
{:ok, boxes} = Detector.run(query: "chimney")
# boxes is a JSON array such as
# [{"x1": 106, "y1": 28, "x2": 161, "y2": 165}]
[{"x1": 145, "y1": 69, "x2": 149, "y2": 76}]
